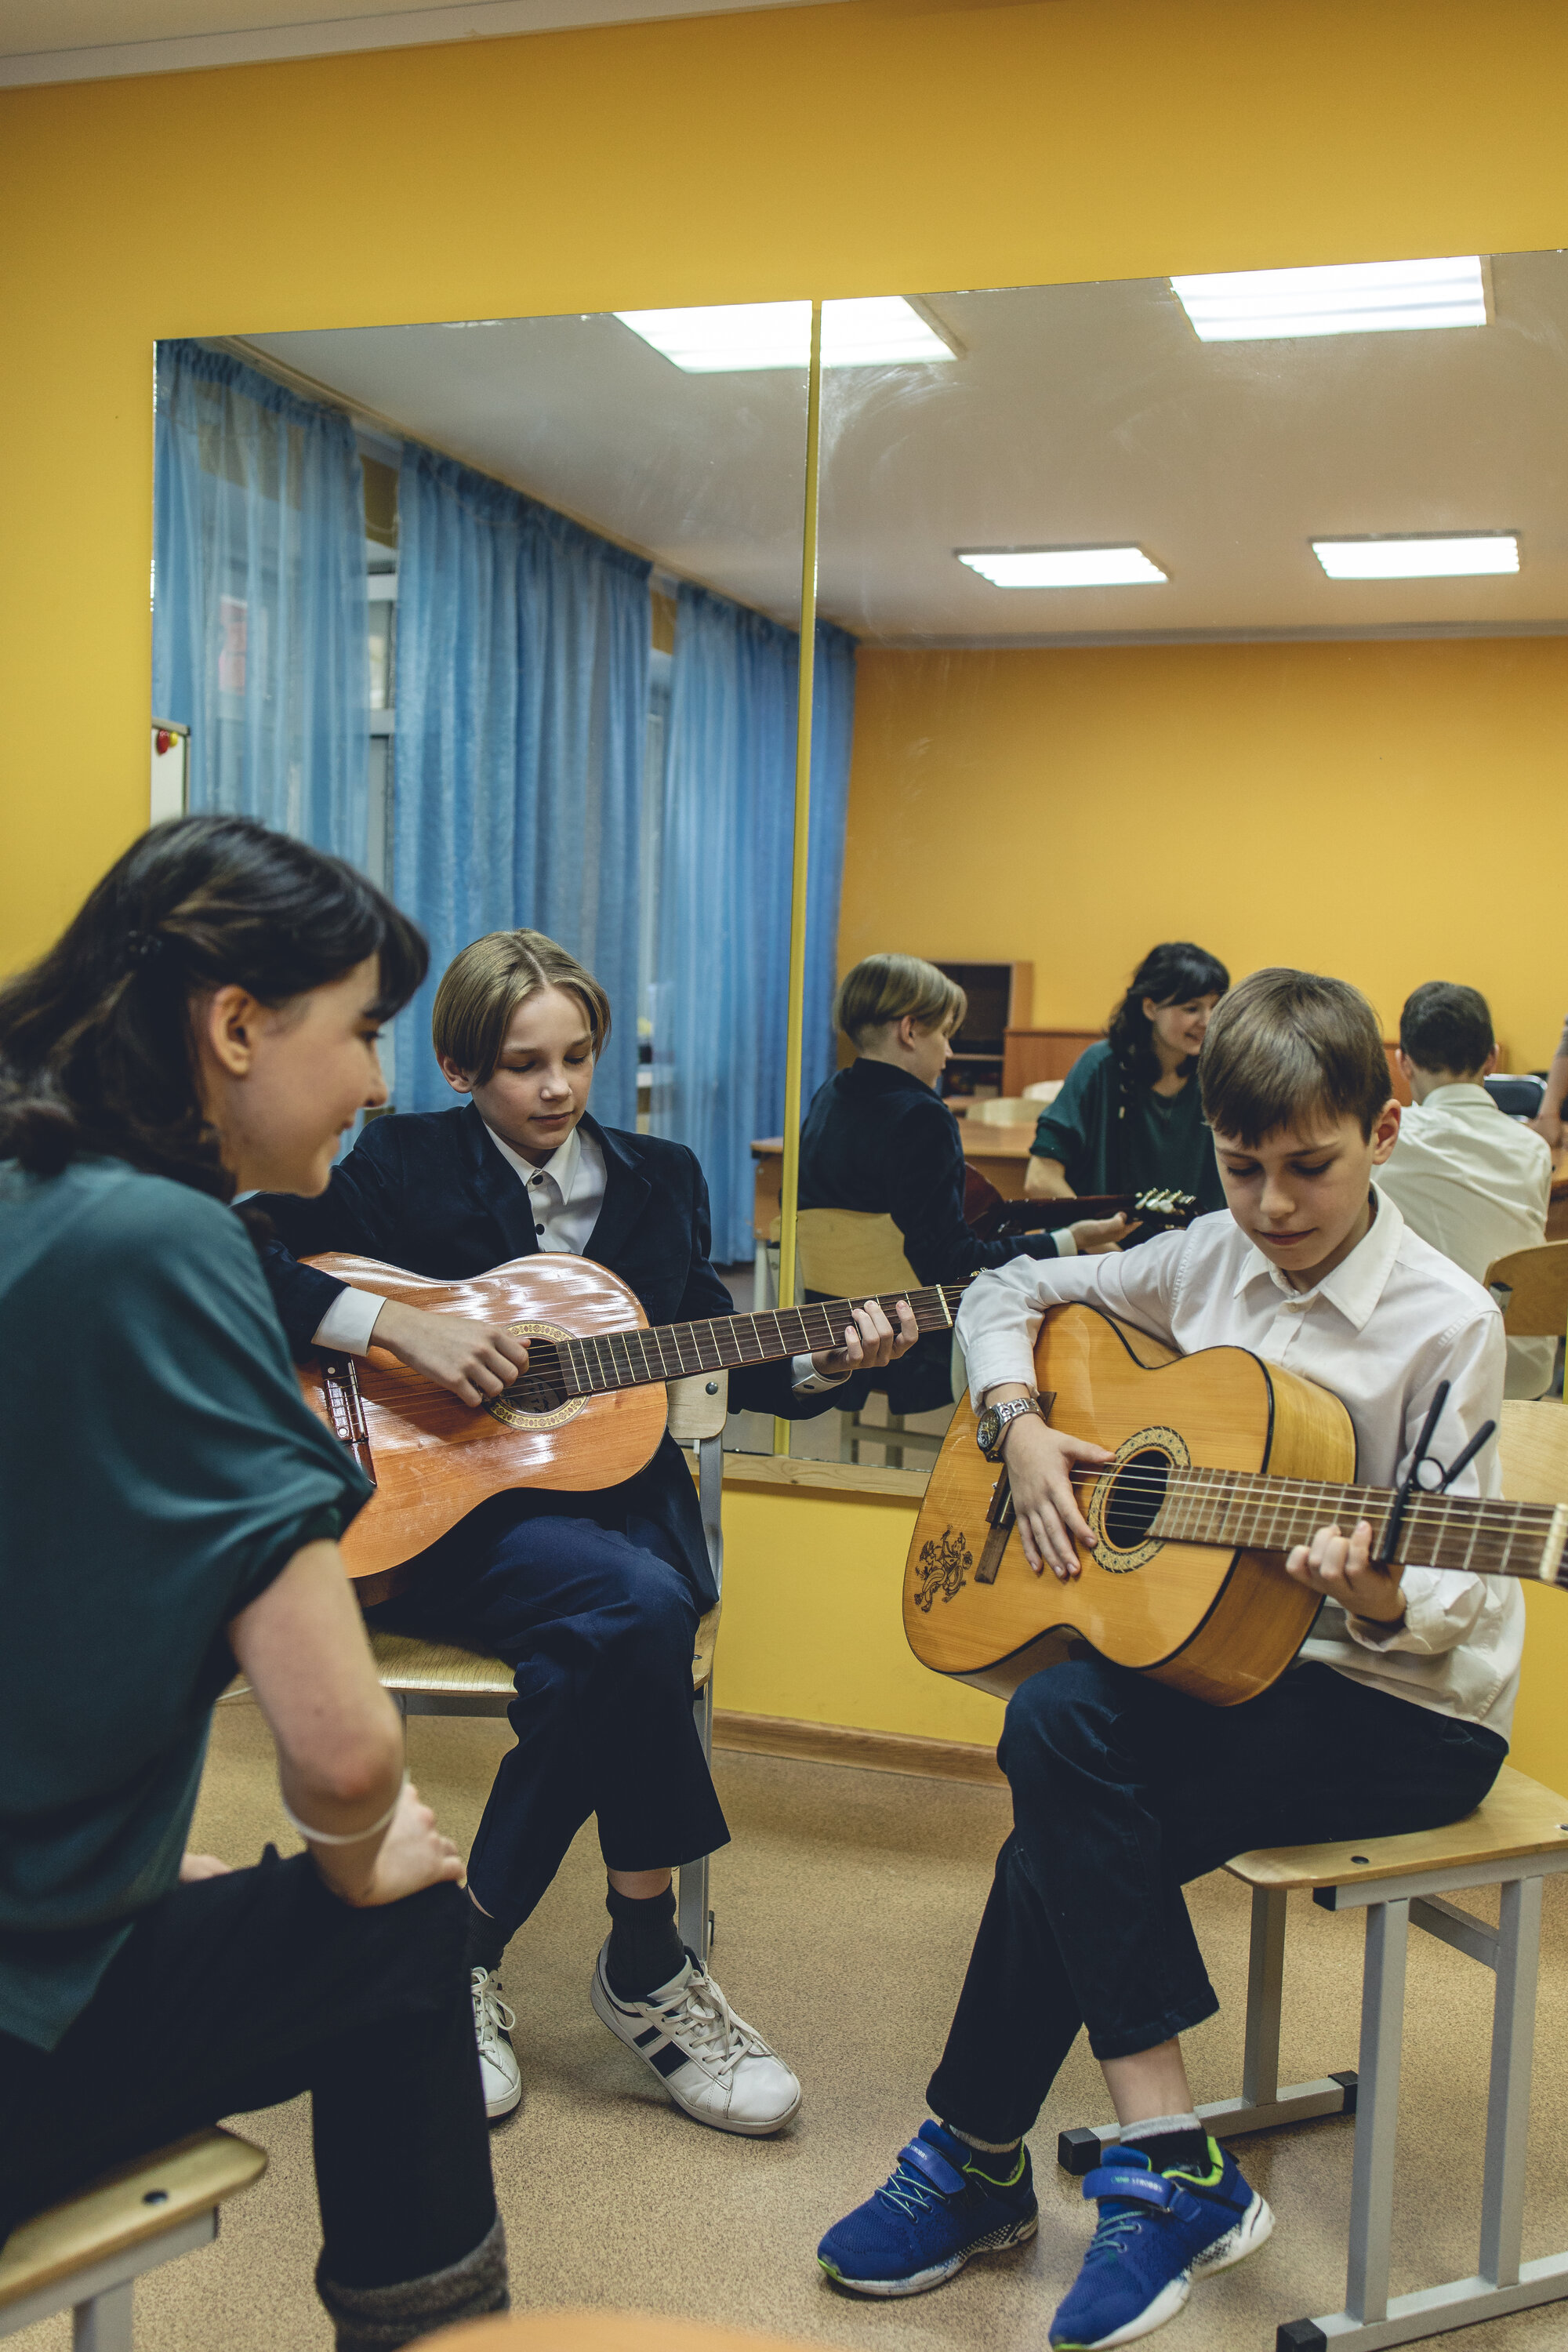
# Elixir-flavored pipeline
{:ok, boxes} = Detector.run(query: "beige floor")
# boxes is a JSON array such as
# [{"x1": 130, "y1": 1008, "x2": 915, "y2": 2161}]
[{"x1": 16, "y1": 1702, "x2": 1568, "y2": 2352}]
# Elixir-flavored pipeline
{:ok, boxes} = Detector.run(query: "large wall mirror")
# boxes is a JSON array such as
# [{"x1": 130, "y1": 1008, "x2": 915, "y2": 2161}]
[{"x1": 150, "y1": 255, "x2": 1568, "y2": 1479}]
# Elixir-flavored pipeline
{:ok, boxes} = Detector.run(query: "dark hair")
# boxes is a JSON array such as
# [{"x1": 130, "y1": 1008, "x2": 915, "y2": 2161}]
[
  {"x1": 1105, "y1": 942, "x2": 1230, "y2": 1087},
  {"x1": 1200, "y1": 967, "x2": 1392, "y2": 1146},
  {"x1": 0, "y1": 815, "x2": 427, "y2": 1199},
  {"x1": 1399, "y1": 981, "x2": 1494, "y2": 1078}
]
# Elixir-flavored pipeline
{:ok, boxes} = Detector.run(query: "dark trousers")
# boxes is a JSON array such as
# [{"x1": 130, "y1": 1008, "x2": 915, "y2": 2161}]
[
  {"x1": 0, "y1": 1854, "x2": 495, "y2": 2283},
  {"x1": 370, "y1": 1492, "x2": 730, "y2": 1935},
  {"x1": 927, "y1": 1658, "x2": 1508, "y2": 2145}
]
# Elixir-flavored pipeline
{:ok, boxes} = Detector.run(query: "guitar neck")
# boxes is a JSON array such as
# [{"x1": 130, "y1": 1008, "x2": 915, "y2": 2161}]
[
  {"x1": 1154, "y1": 1468, "x2": 1568, "y2": 1585},
  {"x1": 530, "y1": 1281, "x2": 968, "y2": 1400}
]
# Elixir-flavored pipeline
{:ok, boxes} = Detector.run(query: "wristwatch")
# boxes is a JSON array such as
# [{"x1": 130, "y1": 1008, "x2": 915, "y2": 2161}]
[{"x1": 976, "y1": 1394, "x2": 1044, "y2": 1461}]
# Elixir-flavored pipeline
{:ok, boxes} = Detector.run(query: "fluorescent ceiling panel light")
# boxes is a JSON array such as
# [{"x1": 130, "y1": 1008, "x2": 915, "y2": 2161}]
[
  {"x1": 959, "y1": 546, "x2": 1168, "y2": 589},
  {"x1": 1312, "y1": 534, "x2": 1519, "y2": 580},
  {"x1": 1171, "y1": 256, "x2": 1487, "y2": 341},
  {"x1": 614, "y1": 296, "x2": 955, "y2": 372}
]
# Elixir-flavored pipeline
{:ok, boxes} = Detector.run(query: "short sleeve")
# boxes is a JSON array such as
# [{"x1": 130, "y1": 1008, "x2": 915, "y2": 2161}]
[{"x1": 1030, "y1": 1050, "x2": 1100, "y2": 1178}]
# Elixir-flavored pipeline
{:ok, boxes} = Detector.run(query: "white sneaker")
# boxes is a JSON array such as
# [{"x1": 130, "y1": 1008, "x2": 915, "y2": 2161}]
[
  {"x1": 590, "y1": 1941, "x2": 801, "y2": 2136},
  {"x1": 470, "y1": 1967, "x2": 521, "y2": 2122}
]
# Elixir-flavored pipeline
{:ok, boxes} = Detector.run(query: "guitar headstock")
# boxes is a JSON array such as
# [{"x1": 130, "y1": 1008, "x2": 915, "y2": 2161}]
[{"x1": 1127, "y1": 1188, "x2": 1199, "y2": 1232}]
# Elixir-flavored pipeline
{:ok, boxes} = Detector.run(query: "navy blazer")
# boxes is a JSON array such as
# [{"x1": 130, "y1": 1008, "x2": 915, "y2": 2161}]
[{"x1": 255, "y1": 1104, "x2": 815, "y2": 1611}]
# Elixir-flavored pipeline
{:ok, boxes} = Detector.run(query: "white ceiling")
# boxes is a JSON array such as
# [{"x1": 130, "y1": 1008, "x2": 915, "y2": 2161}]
[
  {"x1": 241, "y1": 249, "x2": 1568, "y2": 644},
  {"x1": 0, "y1": 0, "x2": 804, "y2": 85}
]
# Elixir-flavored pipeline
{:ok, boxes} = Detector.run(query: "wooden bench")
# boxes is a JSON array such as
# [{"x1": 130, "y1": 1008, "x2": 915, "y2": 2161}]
[
  {"x1": 0, "y1": 2129, "x2": 265, "y2": 2350},
  {"x1": 1059, "y1": 1765, "x2": 1568, "y2": 2350}
]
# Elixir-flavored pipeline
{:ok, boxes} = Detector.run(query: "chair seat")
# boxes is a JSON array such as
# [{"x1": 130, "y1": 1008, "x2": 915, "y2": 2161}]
[
  {"x1": 1227, "y1": 1762, "x2": 1568, "y2": 1892},
  {"x1": 0, "y1": 2129, "x2": 266, "y2": 2314},
  {"x1": 368, "y1": 1606, "x2": 723, "y2": 1700}
]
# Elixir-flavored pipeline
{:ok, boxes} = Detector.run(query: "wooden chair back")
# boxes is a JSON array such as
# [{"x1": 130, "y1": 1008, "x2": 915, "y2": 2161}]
[
  {"x1": 1484, "y1": 1240, "x2": 1568, "y2": 1337},
  {"x1": 1498, "y1": 1398, "x2": 1568, "y2": 1503},
  {"x1": 666, "y1": 1371, "x2": 728, "y2": 1444},
  {"x1": 1022, "y1": 1079, "x2": 1064, "y2": 1103},
  {"x1": 795, "y1": 1209, "x2": 919, "y2": 1298},
  {"x1": 964, "y1": 1096, "x2": 1034, "y2": 1125}
]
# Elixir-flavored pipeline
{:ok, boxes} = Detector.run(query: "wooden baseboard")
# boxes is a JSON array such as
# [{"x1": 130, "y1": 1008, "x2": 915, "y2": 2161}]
[{"x1": 711, "y1": 1708, "x2": 1004, "y2": 1786}]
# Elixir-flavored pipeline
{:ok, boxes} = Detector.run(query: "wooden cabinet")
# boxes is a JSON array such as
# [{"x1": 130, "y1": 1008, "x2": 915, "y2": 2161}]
[{"x1": 931, "y1": 961, "x2": 1032, "y2": 1098}]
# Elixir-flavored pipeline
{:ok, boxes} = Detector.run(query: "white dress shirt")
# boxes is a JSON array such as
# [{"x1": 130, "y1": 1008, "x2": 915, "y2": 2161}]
[
  {"x1": 311, "y1": 1116, "x2": 840, "y2": 1394},
  {"x1": 957, "y1": 1197, "x2": 1522, "y2": 1735},
  {"x1": 1375, "y1": 1082, "x2": 1555, "y2": 1401}
]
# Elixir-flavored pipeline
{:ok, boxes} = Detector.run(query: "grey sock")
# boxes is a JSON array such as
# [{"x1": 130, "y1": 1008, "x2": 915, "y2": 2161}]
[
  {"x1": 943, "y1": 2121, "x2": 1022, "y2": 2155},
  {"x1": 317, "y1": 2211, "x2": 508, "y2": 2350}
]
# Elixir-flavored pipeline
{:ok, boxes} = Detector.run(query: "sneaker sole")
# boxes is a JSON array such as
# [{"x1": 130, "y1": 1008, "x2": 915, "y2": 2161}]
[
  {"x1": 1190, "y1": 2188, "x2": 1274, "y2": 2276},
  {"x1": 818, "y1": 2209, "x2": 1039, "y2": 2299},
  {"x1": 1054, "y1": 2273, "x2": 1189, "y2": 2349},
  {"x1": 589, "y1": 1969, "x2": 802, "y2": 2137},
  {"x1": 484, "y1": 2075, "x2": 522, "y2": 2123}
]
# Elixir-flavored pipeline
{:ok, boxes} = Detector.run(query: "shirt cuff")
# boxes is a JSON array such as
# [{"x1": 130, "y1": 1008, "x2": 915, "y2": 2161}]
[
  {"x1": 1054, "y1": 1227, "x2": 1077, "y2": 1258},
  {"x1": 792, "y1": 1352, "x2": 850, "y2": 1394},
  {"x1": 964, "y1": 1336, "x2": 1040, "y2": 1411},
  {"x1": 311, "y1": 1287, "x2": 387, "y2": 1357}
]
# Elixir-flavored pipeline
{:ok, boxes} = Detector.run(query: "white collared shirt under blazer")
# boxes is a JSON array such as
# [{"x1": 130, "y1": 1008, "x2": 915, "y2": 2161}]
[{"x1": 957, "y1": 1197, "x2": 1523, "y2": 1737}]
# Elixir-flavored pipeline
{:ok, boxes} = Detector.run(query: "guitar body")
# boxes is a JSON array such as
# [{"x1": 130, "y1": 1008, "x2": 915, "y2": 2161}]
[
  {"x1": 904, "y1": 1304, "x2": 1356, "y2": 1708},
  {"x1": 296, "y1": 1254, "x2": 669, "y2": 1602}
]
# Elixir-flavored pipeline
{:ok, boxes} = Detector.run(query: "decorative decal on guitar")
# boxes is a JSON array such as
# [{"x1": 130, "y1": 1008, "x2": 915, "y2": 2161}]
[
  {"x1": 486, "y1": 1321, "x2": 593, "y2": 1431},
  {"x1": 1083, "y1": 1424, "x2": 1192, "y2": 1573},
  {"x1": 913, "y1": 1528, "x2": 974, "y2": 1611}
]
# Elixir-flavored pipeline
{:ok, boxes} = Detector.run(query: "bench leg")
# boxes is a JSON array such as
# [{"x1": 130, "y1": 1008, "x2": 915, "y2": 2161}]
[
  {"x1": 1057, "y1": 1886, "x2": 1357, "y2": 2176},
  {"x1": 74, "y1": 2283, "x2": 133, "y2": 2352},
  {"x1": 1479, "y1": 1872, "x2": 1541, "y2": 2289}
]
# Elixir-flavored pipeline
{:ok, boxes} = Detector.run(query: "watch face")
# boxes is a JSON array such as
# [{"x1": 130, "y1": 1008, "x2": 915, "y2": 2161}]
[{"x1": 975, "y1": 1406, "x2": 1002, "y2": 1455}]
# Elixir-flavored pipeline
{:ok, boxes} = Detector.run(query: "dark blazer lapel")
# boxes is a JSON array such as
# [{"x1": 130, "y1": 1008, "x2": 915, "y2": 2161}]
[
  {"x1": 582, "y1": 1114, "x2": 652, "y2": 1272},
  {"x1": 456, "y1": 1101, "x2": 541, "y2": 1265}
]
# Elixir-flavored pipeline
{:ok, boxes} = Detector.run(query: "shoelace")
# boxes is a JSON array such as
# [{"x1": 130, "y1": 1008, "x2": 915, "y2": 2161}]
[
  {"x1": 1084, "y1": 2201, "x2": 1164, "y2": 2267},
  {"x1": 471, "y1": 1972, "x2": 517, "y2": 2054},
  {"x1": 655, "y1": 1969, "x2": 766, "y2": 2078},
  {"x1": 877, "y1": 2159, "x2": 948, "y2": 2223}
]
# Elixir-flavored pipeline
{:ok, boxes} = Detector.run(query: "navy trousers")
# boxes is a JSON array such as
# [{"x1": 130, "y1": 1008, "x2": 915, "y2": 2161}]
[
  {"x1": 927, "y1": 1657, "x2": 1508, "y2": 2145},
  {"x1": 368, "y1": 1492, "x2": 730, "y2": 1933}
]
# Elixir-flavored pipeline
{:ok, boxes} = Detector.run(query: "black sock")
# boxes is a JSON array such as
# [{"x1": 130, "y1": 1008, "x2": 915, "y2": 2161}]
[
  {"x1": 604, "y1": 1882, "x2": 684, "y2": 2002},
  {"x1": 465, "y1": 1900, "x2": 507, "y2": 1979},
  {"x1": 1123, "y1": 2125, "x2": 1213, "y2": 2176}
]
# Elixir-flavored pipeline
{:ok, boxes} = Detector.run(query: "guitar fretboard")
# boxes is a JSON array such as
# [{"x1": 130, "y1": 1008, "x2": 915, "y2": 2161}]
[
  {"x1": 1151, "y1": 1466, "x2": 1568, "y2": 1584},
  {"x1": 502, "y1": 1281, "x2": 967, "y2": 1414}
]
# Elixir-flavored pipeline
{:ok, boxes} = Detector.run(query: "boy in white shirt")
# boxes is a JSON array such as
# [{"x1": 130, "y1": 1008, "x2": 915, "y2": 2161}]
[
  {"x1": 1376, "y1": 981, "x2": 1555, "y2": 1400},
  {"x1": 818, "y1": 969, "x2": 1517, "y2": 2350}
]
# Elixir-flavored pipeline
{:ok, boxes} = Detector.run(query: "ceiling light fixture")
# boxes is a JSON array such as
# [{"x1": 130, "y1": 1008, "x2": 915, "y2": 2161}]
[
  {"x1": 1171, "y1": 256, "x2": 1488, "y2": 342},
  {"x1": 614, "y1": 296, "x2": 956, "y2": 372},
  {"x1": 1312, "y1": 533, "x2": 1519, "y2": 580},
  {"x1": 958, "y1": 546, "x2": 1168, "y2": 589}
]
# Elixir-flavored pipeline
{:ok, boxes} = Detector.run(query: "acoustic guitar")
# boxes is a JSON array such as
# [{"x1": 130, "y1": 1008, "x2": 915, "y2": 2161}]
[
  {"x1": 905, "y1": 1302, "x2": 1568, "y2": 1708},
  {"x1": 962, "y1": 1171, "x2": 1197, "y2": 1243},
  {"x1": 299, "y1": 1252, "x2": 970, "y2": 1603}
]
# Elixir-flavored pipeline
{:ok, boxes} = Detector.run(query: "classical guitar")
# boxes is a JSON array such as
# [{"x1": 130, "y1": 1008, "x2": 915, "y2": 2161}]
[
  {"x1": 962, "y1": 1172, "x2": 1197, "y2": 1243},
  {"x1": 299, "y1": 1251, "x2": 970, "y2": 1603},
  {"x1": 905, "y1": 1302, "x2": 1568, "y2": 1709}
]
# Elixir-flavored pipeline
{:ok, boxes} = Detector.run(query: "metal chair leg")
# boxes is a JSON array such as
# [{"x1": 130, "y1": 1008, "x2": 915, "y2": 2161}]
[
  {"x1": 73, "y1": 2284, "x2": 133, "y2": 2352},
  {"x1": 1345, "y1": 1897, "x2": 1409, "y2": 2326}
]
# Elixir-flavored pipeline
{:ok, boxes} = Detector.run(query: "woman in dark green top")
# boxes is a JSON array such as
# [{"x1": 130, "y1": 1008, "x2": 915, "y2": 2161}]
[
  {"x1": 1026, "y1": 941, "x2": 1230, "y2": 1224},
  {"x1": 0, "y1": 818, "x2": 506, "y2": 2348}
]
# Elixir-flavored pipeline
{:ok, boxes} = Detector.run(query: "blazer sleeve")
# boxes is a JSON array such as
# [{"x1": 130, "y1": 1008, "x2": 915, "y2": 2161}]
[
  {"x1": 252, "y1": 1128, "x2": 405, "y2": 1362},
  {"x1": 884, "y1": 1095, "x2": 1060, "y2": 1283}
]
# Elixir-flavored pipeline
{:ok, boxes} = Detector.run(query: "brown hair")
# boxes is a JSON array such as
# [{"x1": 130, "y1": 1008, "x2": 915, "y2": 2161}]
[
  {"x1": 1199, "y1": 967, "x2": 1392, "y2": 1146},
  {"x1": 432, "y1": 930, "x2": 611, "y2": 1083},
  {"x1": 834, "y1": 954, "x2": 966, "y2": 1049}
]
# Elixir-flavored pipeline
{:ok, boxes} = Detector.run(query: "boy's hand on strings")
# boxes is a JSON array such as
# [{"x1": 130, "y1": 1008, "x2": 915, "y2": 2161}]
[
  {"x1": 1285, "y1": 1519, "x2": 1407, "y2": 1625},
  {"x1": 372, "y1": 1299, "x2": 531, "y2": 1406},
  {"x1": 812, "y1": 1297, "x2": 920, "y2": 1378},
  {"x1": 1069, "y1": 1211, "x2": 1138, "y2": 1254},
  {"x1": 991, "y1": 1399, "x2": 1112, "y2": 1581}
]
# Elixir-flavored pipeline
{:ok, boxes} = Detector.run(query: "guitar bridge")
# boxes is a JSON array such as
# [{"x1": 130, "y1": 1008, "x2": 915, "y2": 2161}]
[{"x1": 320, "y1": 1352, "x2": 377, "y2": 1486}]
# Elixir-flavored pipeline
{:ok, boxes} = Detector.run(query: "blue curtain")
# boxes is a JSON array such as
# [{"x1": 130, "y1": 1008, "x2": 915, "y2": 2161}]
[
  {"x1": 394, "y1": 446, "x2": 652, "y2": 1127},
  {"x1": 152, "y1": 340, "x2": 368, "y2": 867},
  {"x1": 652, "y1": 584, "x2": 857, "y2": 1264}
]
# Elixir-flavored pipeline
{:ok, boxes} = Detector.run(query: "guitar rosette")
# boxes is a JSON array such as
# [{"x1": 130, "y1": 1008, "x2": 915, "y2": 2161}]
[
  {"x1": 485, "y1": 1319, "x2": 592, "y2": 1430},
  {"x1": 1083, "y1": 1424, "x2": 1191, "y2": 1573}
]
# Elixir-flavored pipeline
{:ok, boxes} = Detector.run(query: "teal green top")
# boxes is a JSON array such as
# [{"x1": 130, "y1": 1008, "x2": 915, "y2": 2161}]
[
  {"x1": 0, "y1": 1157, "x2": 371, "y2": 2051},
  {"x1": 1029, "y1": 1039, "x2": 1226, "y2": 1215}
]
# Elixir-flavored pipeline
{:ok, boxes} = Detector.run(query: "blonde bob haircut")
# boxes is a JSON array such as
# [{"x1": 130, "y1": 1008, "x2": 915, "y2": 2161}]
[
  {"x1": 432, "y1": 929, "x2": 612, "y2": 1083},
  {"x1": 835, "y1": 954, "x2": 966, "y2": 1050}
]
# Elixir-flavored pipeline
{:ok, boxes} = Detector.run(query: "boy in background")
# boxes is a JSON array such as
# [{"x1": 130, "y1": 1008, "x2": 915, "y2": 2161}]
[
  {"x1": 818, "y1": 969, "x2": 1517, "y2": 2350},
  {"x1": 1377, "y1": 981, "x2": 1554, "y2": 1399}
]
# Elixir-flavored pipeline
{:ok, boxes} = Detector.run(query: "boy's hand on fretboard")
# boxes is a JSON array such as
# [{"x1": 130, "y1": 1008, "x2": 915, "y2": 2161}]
[
  {"x1": 811, "y1": 1297, "x2": 920, "y2": 1380},
  {"x1": 1285, "y1": 1519, "x2": 1407, "y2": 1627}
]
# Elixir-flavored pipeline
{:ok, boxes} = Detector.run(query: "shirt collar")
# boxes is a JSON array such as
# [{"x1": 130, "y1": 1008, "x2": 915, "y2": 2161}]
[
  {"x1": 482, "y1": 1116, "x2": 582, "y2": 1200},
  {"x1": 1410, "y1": 1082, "x2": 1494, "y2": 1111},
  {"x1": 1232, "y1": 1188, "x2": 1406, "y2": 1332}
]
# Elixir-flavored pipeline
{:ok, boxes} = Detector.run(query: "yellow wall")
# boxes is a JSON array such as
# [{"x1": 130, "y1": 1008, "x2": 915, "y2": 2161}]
[
  {"x1": 5, "y1": 0, "x2": 1568, "y2": 1782},
  {"x1": 843, "y1": 637, "x2": 1568, "y2": 1069}
]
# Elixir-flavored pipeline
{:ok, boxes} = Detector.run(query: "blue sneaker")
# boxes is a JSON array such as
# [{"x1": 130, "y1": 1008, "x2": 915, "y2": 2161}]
[
  {"x1": 818, "y1": 2120, "x2": 1038, "y2": 2296},
  {"x1": 1049, "y1": 2139, "x2": 1272, "y2": 2347}
]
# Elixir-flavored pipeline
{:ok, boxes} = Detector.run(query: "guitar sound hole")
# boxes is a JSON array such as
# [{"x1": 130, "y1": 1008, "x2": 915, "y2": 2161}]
[
  {"x1": 502, "y1": 1374, "x2": 564, "y2": 1414},
  {"x1": 1102, "y1": 1448, "x2": 1171, "y2": 1551}
]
